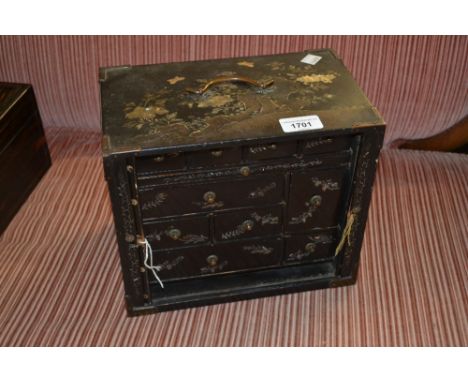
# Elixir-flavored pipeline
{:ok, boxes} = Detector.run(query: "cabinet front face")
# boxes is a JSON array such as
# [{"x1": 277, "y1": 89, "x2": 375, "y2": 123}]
[
  {"x1": 104, "y1": 127, "x2": 384, "y2": 314},
  {"x1": 153, "y1": 237, "x2": 284, "y2": 282},
  {"x1": 129, "y1": 135, "x2": 356, "y2": 289}
]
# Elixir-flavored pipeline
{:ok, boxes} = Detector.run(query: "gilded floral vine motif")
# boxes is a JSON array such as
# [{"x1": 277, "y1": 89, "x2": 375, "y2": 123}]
[
  {"x1": 296, "y1": 74, "x2": 336, "y2": 85},
  {"x1": 147, "y1": 229, "x2": 207, "y2": 245},
  {"x1": 248, "y1": 145, "x2": 274, "y2": 154},
  {"x1": 237, "y1": 61, "x2": 255, "y2": 68},
  {"x1": 305, "y1": 138, "x2": 333, "y2": 149},
  {"x1": 311, "y1": 178, "x2": 340, "y2": 191},
  {"x1": 242, "y1": 245, "x2": 273, "y2": 255},
  {"x1": 178, "y1": 234, "x2": 208, "y2": 244},
  {"x1": 141, "y1": 192, "x2": 167, "y2": 211},
  {"x1": 289, "y1": 210, "x2": 314, "y2": 225},
  {"x1": 121, "y1": 61, "x2": 340, "y2": 135},
  {"x1": 221, "y1": 225, "x2": 248, "y2": 240},
  {"x1": 287, "y1": 250, "x2": 310, "y2": 261},
  {"x1": 123, "y1": 92, "x2": 184, "y2": 131},
  {"x1": 156, "y1": 256, "x2": 185, "y2": 271},
  {"x1": 248, "y1": 182, "x2": 277, "y2": 199},
  {"x1": 289, "y1": 200, "x2": 321, "y2": 225},
  {"x1": 192, "y1": 200, "x2": 225, "y2": 210},
  {"x1": 250, "y1": 212, "x2": 279, "y2": 225}
]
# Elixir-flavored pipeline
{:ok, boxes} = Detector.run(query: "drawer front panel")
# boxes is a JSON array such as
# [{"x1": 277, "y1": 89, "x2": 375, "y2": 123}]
[
  {"x1": 214, "y1": 205, "x2": 283, "y2": 241},
  {"x1": 284, "y1": 229, "x2": 338, "y2": 263},
  {"x1": 138, "y1": 174, "x2": 285, "y2": 219},
  {"x1": 153, "y1": 238, "x2": 283, "y2": 281},
  {"x1": 136, "y1": 152, "x2": 185, "y2": 174},
  {"x1": 245, "y1": 141, "x2": 297, "y2": 161},
  {"x1": 143, "y1": 215, "x2": 210, "y2": 250},
  {"x1": 187, "y1": 147, "x2": 242, "y2": 168},
  {"x1": 286, "y1": 167, "x2": 349, "y2": 231},
  {"x1": 302, "y1": 135, "x2": 353, "y2": 155}
]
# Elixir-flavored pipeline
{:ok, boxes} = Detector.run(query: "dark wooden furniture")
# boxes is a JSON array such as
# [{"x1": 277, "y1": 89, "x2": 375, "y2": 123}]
[
  {"x1": 100, "y1": 49, "x2": 385, "y2": 315},
  {"x1": 391, "y1": 114, "x2": 468, "y2": 154},
  {"x1": 0, "y1": 83, "x2": 51, "y2": 235}
]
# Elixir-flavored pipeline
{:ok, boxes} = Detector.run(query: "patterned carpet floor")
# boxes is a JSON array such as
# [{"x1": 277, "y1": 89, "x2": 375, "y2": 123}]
[{"x1": 0, "y1": 128, "x2": 466, "y2": 346}]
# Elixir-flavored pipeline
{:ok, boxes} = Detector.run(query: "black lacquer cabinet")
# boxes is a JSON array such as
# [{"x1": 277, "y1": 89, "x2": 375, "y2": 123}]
[
  {"x1": 100, "y1": 49, "x2": 385, "y2": 315},
  {"x1": 0, "y1": 83, "x2": 51, "y2": 235}
]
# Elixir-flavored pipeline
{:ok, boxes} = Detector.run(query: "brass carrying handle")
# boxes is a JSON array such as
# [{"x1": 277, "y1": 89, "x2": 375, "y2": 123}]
[{"x1": 186, "y1": 76, "x2": 274, "y2": 94}]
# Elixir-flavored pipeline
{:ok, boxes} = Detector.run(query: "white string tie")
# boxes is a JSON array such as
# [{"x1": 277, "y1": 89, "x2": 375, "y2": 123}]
[{"x1": 143, "y1": 238, "x2": 164, "y2": 289}]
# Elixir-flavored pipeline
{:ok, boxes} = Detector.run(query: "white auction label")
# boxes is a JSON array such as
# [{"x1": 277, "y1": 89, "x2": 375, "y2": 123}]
[
  {"x1": 300, "y1": 54, "x2": 322, "y2": 65},
  {"x1": 279, "y1": 115, "x2": 324, "y2": 133}
]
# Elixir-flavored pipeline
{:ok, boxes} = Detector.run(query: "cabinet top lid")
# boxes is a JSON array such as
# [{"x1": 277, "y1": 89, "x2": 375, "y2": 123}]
[
  {"x1": 0, "y1": 82, "x2": 30, "y2": 121},
  {"x1": 100, "y1": 49, "x2": 384, "y2": 155}
]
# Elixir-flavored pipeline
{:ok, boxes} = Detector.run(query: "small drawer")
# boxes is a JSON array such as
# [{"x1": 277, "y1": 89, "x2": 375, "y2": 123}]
[
  {"x1": 286, "y1": 167, "x2": 349, "y2": 232},
  {"x1": 135, "y1": 152, "x2": 185, "y2": 174},
  {"x1": 214, "y1": 205, "x2": 283, "y2": 241},
  {"x1": 138, "y1": 174, "x2": 285, "y2": 219},
  {"x1": 187, "y1": 147, "x2": 242, "y2": 168},
  {"x1": 152, "y1": 238, "x2": 283, "y2": 282},
  {"x1": 244, "y1": 141, "x2": 297, "y2": 161},
  {"x1": 284, "y1": 229, "x2": 338, "y2": 263},
  {"x1": 143, "y1": 215, "x2": 210, "y2": 250},
  {"x1": 302, "y1": 135, "x2": 353, "y2": 155}
]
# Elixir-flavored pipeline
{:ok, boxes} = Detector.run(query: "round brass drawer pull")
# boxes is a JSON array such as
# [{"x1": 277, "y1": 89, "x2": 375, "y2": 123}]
[
  {"x1": 305, "y1": 242, "x2": 316, "y2": 253},
  {"x1": 242, "y1": 219, "x2": 254, "y2": 231},
  {"x1": 206, "y1": 255, "x2": 218, "y2": 267},
  {"x1": 309, "y1": 195, "x2": 322, "y2": 207},
  {"x1": 154, "y1": 155, "x2": 165, "y2": 162},
  {"x1": 240, "y1": 166, "x2": 250, "y2": 176},
  {"x1": 211, "y1": 149, "x2": 223, "y2": 157},
  {"x1": 268, "y1": 143, "x2": 277, "y2": 150},
  {"x1": 203, "y1": 191, "x2": 216, "y2": 204},
  {"x1": 168, "y1": 228, "x2": 182, "y2": 240}
]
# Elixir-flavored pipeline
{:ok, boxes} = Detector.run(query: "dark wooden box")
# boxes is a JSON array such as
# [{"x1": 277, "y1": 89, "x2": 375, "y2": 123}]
[
  {"x1": 0, "y1": 83, "x2": 51, "y2": 235},
  {"x1": 100, "y1": 49, "x2": 385, "y2": 315}
]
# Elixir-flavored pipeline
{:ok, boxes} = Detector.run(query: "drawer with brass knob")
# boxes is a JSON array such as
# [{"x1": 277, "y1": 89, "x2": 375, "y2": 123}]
[
  {"x1": 301, "y1": 135, "x2": 354, "y2": 156},
  {"x1": 284, "y1": 229, "x2": 339, "y2": 263},
  {"x1": 143, "y1": 215, "x2": 210, "y2": 250},
  {"x1": 245, "y1": 141, "x2": 297, "y2": 161},
  {"x1": 137, "y1": 173, "x2": 286, "y2": 219},
  {"x1": 187, "y1": 147, "x2": 242, "y2": 168},
  {"x1": 135, "y1": 152, "x2": 185, "y2": 174},
  {"x1": 286, "y1": 167, "x2": 350, "y2": 232},
  {"x1": 150, "y1": 237, "x2": 284, "y2": 282}
]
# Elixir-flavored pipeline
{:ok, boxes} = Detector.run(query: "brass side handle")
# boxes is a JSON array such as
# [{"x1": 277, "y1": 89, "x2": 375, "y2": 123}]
[{"x1": 186, "y1": 76, "x2": 274, "y2": 95}]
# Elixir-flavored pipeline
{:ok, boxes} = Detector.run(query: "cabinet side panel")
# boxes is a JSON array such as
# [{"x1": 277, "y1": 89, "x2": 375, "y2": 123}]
[
  {"x1": 103, "y1": 155, "x2": 147, "y2": 310},
  {"x1": 334, "y1": 126, "x2": 385, "y2": 283}
]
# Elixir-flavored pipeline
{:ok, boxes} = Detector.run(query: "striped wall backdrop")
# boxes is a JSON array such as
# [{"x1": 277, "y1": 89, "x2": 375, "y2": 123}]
[{"x1": 0, "y1": 35, "x2": 467, "y2": 145}]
